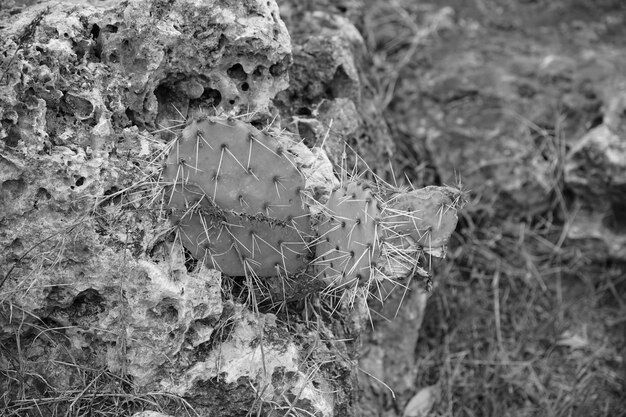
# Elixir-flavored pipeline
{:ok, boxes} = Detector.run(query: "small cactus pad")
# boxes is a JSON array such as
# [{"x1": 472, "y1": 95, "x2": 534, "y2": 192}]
[
  {"x1": 315, "y1": 182, "x2": 381, "y2": 288},
  {"x1": 163, "y1": 117, "x2": 312, "y2": 277},
  {"x1": 382, "y1": 186, "x2": 460, "y2": 248}
]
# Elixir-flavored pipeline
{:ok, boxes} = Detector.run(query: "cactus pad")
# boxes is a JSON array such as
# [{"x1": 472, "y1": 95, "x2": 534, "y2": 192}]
[
  {"x1": 163, "y1": 117, "x2": 312, "y2": 277},
  {"x1": 315, "y1": 182, "x2": 381, "y2": 288},
  {"x1": 382, "y1": 186, "x2": 460, "y2": 248}
]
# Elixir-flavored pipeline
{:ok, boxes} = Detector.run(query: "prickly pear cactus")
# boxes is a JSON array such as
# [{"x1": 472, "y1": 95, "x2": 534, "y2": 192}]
[
  {"x1": 162, "y1": 116, "x2": 312, "y2": 277},
  {"x1": 315, "y1": 181, "x2": 382, "y2": 288},
  {"x1": 382, "y1": 186, "x2": 461, "y2": 249}
]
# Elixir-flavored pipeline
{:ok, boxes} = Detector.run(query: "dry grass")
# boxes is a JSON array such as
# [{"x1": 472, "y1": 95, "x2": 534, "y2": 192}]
[
  {"x1": 362, "y1": 0, "x2": 626, "y2": 415},
  {"x1": 414, "y1": 214, "x2": 626, "y2": 416},
  {"x1": 0, "y1": 302, "x2": 197, "y2": 417}
]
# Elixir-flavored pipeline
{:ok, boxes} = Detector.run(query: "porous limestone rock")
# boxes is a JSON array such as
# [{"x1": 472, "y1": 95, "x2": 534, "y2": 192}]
[
  {"x1": 161, "y1": 307, "x2": 338, "y2": 417},
  {"x1": 0, "y1": 0, "x2": 291, "y2": 154},
  {"x1": 0, "y1": 1, "x2": 350, "y2": 416},
  {"x1": 276, "y1": 4, "x2": 395, "y2": 175}
]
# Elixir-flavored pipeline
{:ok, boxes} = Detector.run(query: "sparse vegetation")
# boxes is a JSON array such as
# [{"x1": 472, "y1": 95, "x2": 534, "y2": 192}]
[{"x1": 362, "y1": 0, "x2": 626, "y2": 415}]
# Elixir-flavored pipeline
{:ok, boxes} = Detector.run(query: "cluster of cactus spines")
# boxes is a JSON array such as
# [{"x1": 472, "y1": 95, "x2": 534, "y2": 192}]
[
  {"x1": 162, "y1": 116, "x2": 313, "y2": 277},
  {"x1": 365, "y1": 184, "x2": 464, "y2": 295},
  {"x1": 381, "y1": 186, "x2": 460, "y2": 249},
  {"x1": 313, "y1": 181, "x2": 382, "y2": 289}
]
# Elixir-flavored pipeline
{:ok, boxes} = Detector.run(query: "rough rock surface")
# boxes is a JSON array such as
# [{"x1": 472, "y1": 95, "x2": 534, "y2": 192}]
[
  {"x1": 0, "y1": 0, "x2": 291, "y2": 148},
  {"x1": 277, "y1": 3, "x2": 395, "y2": 175},
  {"x1": 0, "y1": 1, "x2": 354, "y2": 415}
]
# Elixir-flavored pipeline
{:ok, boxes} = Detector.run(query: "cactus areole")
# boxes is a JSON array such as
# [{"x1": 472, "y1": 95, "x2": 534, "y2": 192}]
[{"x1": 162, "y1": 117, "x2": 313, "y2": 277}]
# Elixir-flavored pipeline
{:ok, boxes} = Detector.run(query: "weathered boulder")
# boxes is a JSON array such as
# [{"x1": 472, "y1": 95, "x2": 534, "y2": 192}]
[
  {"x1": 0, "y1": 0, "x2": 291, "y2": 152},
  {"x1": 0, "y1": 1, "x2": 352, "y2": 416}
]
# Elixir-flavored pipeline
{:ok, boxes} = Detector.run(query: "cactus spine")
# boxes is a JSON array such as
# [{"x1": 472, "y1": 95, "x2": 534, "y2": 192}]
[{"x1": 381, "y1": 186, "x2": 460, "y2": 249}]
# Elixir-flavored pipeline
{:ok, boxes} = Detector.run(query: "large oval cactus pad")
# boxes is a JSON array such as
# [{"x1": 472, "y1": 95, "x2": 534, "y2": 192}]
[{"x1": 162, "y1": 117, "x2": 313, "y2": 277}]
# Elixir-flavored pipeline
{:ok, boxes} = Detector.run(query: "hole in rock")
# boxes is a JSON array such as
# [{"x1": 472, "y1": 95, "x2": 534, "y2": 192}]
[
  {"x1": 5, "y1": 125, "x2": 21, "y2": 148},
  {"x1": 108, "y1": 51, "x2": 119, "y2": 63},
  {"x1": 190, "y1": 88, "x2": 222, "y2": 109},
  {"x1": 154, "y1": 83, "x2": 184, "y2": 122},
  {"x1": 60, "y1": 94, "x2": 95, "y2": 120},
  {"x1": 164, "y1": 306, "x2": 179, "y2": 323},
  {"x1": 91, "y1": 25, "x2": 100, "y2": 40},
  {"x1": 69, "y1": 289, "x2": 105, "y2": 319},
  {"x1": 241, "y1": 82, "x2": 249, "y2": 91},
  {"x1": 1, "y1": 178, "x2": 26, "y2": 198},
  {"x1": 589, "y1": 114, "x2": 603, "y2": 129},
  {"x1": 227, "y1": 63, "x2": 247, "y2": 81},
  {"x1": 269, "y1": 61, "x2": 286, "y2": 76},
  {"x1": 90, "y1": 25, "x2": 102, "y2": 61},
  {"x1": 125, "y1": 107, "x2": 140, "y2": 126},
  {"x1": 296, "y1": 107, "x2": 311, "y2": 116},
  {"x1": 150, "y1": 298, "x2": 180, "y2": 324}
]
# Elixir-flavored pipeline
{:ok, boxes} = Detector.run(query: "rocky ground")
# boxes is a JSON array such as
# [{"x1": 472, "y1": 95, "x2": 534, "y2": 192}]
[
  {"x1": 0, "y1": 0, "x2": 625, "y2": 416},
  {"x1": 361, "y1": 0, "x2": 626, "y2": 415}
]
